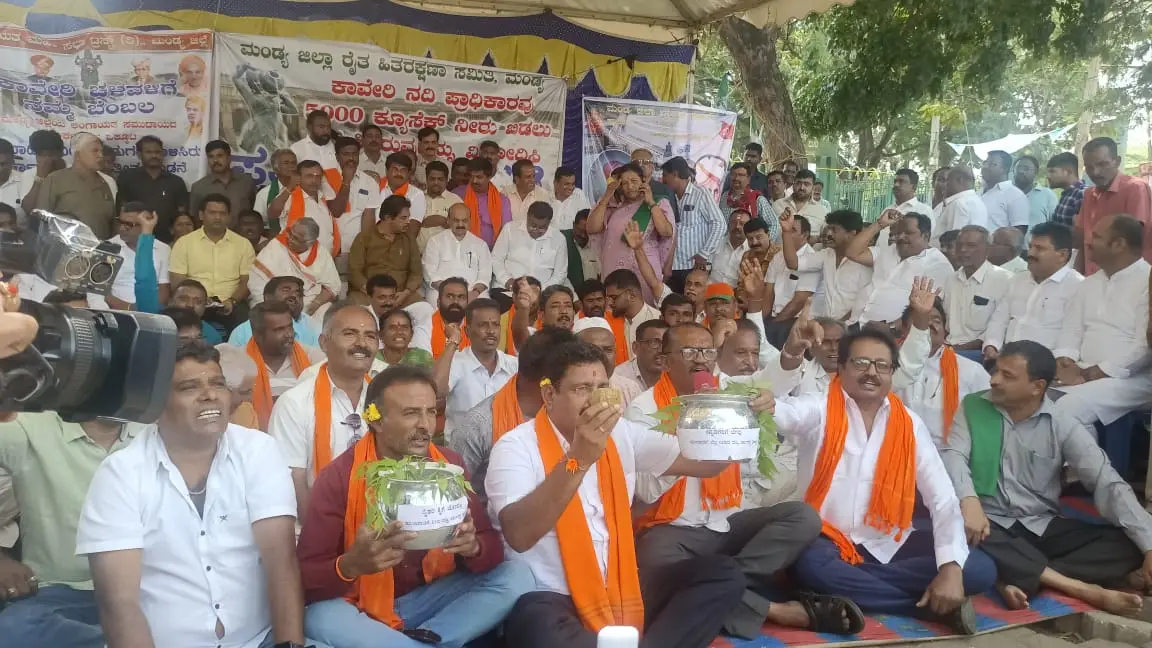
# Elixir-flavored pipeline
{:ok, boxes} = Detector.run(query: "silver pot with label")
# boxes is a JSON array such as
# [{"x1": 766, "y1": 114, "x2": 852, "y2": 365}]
[
  {"x1": 377, "y1": 463, "x2": 468, "y2": 550},
  {"x1": 675, "y1": 393, "x2": 760, "y2": 461}
]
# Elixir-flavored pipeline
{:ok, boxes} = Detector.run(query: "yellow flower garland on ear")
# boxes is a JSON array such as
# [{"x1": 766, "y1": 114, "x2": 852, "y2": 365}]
[
  {"x1": 539, "y1": 378, "x2": 551, "y2": 387},
  {"x1": 363, "y1": 403, "x2": 382, "y2": 423}
]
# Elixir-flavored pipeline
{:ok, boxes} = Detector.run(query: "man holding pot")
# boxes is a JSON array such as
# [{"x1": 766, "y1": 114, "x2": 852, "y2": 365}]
[
  {"x1": 488, "y1": 340, "x2": 754, "y2": 647},
  {"x1": 297, "y1": 365, "x2": 534, "y2": 648}
]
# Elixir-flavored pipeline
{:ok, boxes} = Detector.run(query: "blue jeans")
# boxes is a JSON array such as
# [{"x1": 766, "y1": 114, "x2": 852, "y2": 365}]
[
  {"x1": 305, "y1": 561, "x2": 535, "y2": 648},
  {"x1": 0, "y1": 584, "x2": 103, "y2": 648},
  {"x1": 791, "y1": 530, "x2": 998, "y2": 616}
]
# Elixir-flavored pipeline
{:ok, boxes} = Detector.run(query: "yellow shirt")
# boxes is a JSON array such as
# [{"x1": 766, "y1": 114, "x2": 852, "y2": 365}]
[{"x1": 169, "y1": 228, "x2": 256, "y2": 298}]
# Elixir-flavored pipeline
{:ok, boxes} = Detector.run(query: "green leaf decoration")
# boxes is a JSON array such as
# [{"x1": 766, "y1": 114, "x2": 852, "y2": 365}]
[{"x1": 358, "y1": 455, "x2": 472, "y2": 531}]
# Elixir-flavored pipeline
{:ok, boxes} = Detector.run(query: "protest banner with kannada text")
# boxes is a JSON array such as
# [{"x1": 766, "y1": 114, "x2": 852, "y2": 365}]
[
  {"x1": 582, "y1": 97, "x2": 736, "y2": 204},
  {"x1": 0, "y1": 23, "x2": 213, "y2": 182},
  {"x1": 213, "y1": 32, "x2": 566, "y2": 188}
]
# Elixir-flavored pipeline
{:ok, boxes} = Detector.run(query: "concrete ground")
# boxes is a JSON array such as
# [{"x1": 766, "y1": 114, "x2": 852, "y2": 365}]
[{"x1": 854, "y1": 607, "x2": 1152, "y2": 648}]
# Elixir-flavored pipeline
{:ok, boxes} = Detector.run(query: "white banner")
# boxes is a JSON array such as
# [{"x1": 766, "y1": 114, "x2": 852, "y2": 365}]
[
  {"x1": 582, "y1": 97, "x2": 736, "y2": 203},
  {"x1": 0, "y1": 23, "x2": 213, "y2": 181},
  {"x1": 213, "y1": 32, "x2": 566, "y2": 186}
]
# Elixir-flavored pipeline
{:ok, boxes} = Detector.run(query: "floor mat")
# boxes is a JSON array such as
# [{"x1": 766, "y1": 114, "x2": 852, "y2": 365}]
[{"x1": 709, "y1": 498, "x2": 1102, "y2": 647}]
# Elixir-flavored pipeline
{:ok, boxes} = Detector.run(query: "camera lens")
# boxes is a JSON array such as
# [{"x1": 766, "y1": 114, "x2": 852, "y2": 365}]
[
  {"x1": 89, "y1": 260, "x2": 115, "y2": 285},
  {"x1": 63, "y1": 254, "x2": 90, "y2": 279}
]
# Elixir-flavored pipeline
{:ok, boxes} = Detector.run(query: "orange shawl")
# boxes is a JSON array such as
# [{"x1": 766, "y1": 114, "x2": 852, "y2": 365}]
[
  {"x1": 605, "y1": 312, "x2": 629, "y2": 362},
  {"x1": 504, "y1": 306, "x2": 542, "y2": 356},
  {"x1": 286, "y1": 187, "x2": 341, "y2": 257},
  {"x1": 635, "y1": 373, "x2": 742, "y2": 531},
  {"x1": 940, "y1": 346, "x2": 960, "y2": 443},
  {"x1": 323, "y1": 168, "x2": 343, "y2": 197},
  {"x1": 312, "y1": 364, "x2": 368, "y2": 478},
  {"x1": 535, "y1": 415, "x2": 644, "y2": 632},
  {"x1": 246, "y1": 338, "x2": 312, "y2": 431},
  {"x1": 804, "y1": 376, "x2": 916, "y2": 565},
  {"x1": 430, "y1": 310, "x2": 471, "y2": 359},
  {"x1": 464, "y1": 185, "x2": 505, "y2": 242},
  {"x1": 343, "y1": 435, "x2": 456, "y2": 628},
  {"x1": 384, "y1": 181, "x2": 411, "y2": 197},
  {"x1": 490, "y1": 376, "x2": 525, "y2": 443}
]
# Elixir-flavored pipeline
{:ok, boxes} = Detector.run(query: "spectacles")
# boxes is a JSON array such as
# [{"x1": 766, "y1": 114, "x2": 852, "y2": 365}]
[
  {"x1": 636, "y1": 338, "x2": 663, "y2": 349},
  {"x1": 677, "y1": 347, "x2": 718, "y2": 362},
  {"x1": 847, "y1": 357, "x2": 894, "y2": 375}
]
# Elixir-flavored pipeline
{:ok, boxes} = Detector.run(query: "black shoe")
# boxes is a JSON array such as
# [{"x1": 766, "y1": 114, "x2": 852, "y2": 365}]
[{"x1": 403, "y1": 628, "x2": 442, "y2": 644}]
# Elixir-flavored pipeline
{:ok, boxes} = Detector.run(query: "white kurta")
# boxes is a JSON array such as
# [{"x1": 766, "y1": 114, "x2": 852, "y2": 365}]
[
  {"x1": 944, "y1": 261, "x2": 1014, "y2": 346},
  {"x1": 491, "y1": 222, "x2": 568, "y2": 288},
  {"x1": 983, "y1": 266, "x2": 1084, "y2": 352},
  {"x1": 378, "y1": 183, "x2": 427, "y2": 223},
  {"x1": 794, "y1": 248, "x2": 873, "y2": 320},
  {"x1": 280, "y1": 190, "x2": 337, "y2": 255},
  {"x1": 551, "y1": 189, "x2": 591, "y2": 231},
  {"x1": 932, "y1": 190, "x2": 988, "y2": 247},
  {"x1": 898, "y1": 347, "x2": 990, "y2": 448},
  {"x1": 875, "y1": 197, "x2": 934, "y2": 247},
  {"x1": 334, "y1": 172, "x2": 380, "y2": 258},
  {"x1": 422, "y1": 229, "x2": 493, "y2": 302},
  {"x1": 853, "y1": 245, "x2": 954, "y2": 325},
  {"x1": 290, "y1": 138, "x2": 340, "y2": 197},
  {"x1": 248, "y1": 238, "x2": 342, "y2": 322}
]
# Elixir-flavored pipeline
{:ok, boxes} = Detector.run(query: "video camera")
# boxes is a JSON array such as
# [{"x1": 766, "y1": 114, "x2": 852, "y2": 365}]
[{"x1": 0, "y1": 210, "x2": 177, "y2": 422}]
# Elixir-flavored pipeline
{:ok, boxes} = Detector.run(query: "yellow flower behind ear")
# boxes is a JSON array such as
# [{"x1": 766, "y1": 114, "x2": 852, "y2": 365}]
[
  {"x1": 364, "y1": 403, "x2": 382, "y2": 422},
  {"x1": 539, "y1": 378, "x2": 552, "y2": 387}
]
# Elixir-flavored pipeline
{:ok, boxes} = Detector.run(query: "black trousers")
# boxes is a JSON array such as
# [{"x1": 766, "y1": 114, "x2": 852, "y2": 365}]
[
  {"x1": 503, "y1": 555, "x2": 744, "y2": 648},
  {"x1": 980, "y1": 517, "x2": 1144, "y2": 595},
  {"x1": 635, "y1": 501, "x2": 822, "y2": 639}
]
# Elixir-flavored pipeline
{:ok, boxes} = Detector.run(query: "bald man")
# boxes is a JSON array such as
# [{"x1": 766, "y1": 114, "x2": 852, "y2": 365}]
[
  {"x1": 933, "y1": 166, "x2": 988, "y2": 247},
  {"x1": 989, "y1": 227, "x2": 1028, "y2": 273}
]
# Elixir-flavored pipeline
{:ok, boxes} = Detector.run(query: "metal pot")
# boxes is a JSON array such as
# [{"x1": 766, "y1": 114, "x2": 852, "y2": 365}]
[
  {"x1": 675, "y1": 393, "x2": 760, "y2": 461},
  {"x1": 376, "y1": 463, "x2": 468, "y2": 550}
]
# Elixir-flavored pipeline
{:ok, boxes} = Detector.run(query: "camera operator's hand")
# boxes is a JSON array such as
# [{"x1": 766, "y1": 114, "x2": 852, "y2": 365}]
[
  {"x1": 0, "y1": 283, "x2": 36, "y2": 360},
  {"x1": 0, "y1": 555, "x2": 37, "y2": 601},
  {"x1": 138, "y1": 210, "x2": 158, "y2": 236}
]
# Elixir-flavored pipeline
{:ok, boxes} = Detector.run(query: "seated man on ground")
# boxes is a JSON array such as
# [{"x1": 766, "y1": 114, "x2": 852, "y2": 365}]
[
  {"x1": 487, "y1": 340, "x2": 749, "y2": 648},
  {"x1": 626, "y1": 323, "x2": 841, "y2": 638},
  {"x1": 450, "y1": 327, "x2": 576, "y2": 495},
  {"x1": 229, "y1": 275, "x2": 322, "y2": 347},
  {"x1": 509, "y1": 282, "x2": 576, "y2": 353},
  {"x1": 249, "y1": 217, "x2": 341, "y2": 324},
  {"x1": 348, "y1": 195, "x2": 422, "y2": 306},
  {"x1": 297, "y1": 366, "x2": 534, "y2": 647},
  {"x1": 779, "y1": 326, "x2": 997, "y2": 634},
  {"x1": 244, "y1": 300, "x2": 326, "y2": 431},
  {"x1": 614, "y1": 319, "x2": 668, "y2": 391},
  {"x1": 433, "y1": 298, "x2": 517, "y2": 437},
  {"x1": 573, "y1": 317, "x2": 644, "y2": 404},
  {"x1": 941, "y1": 341, "x2": 1152, "y2": 617},
  {"x1": 421, "y1": 276, "x2": 471, "y2": 359},
  {"x1": 575, "y1": 279, "x2": 607, "y2": 318},
  {"x1": 0, "y1": 412, "x2": 144, "y2": 648},
  {"x1": 77, "y1": 341, "x2": 318, "y2": 648},
  {"x1": 943, "y1": 226, "x2": 1013, "y2": 362},
  {"x1": 897, "y1": 295, "x2": 991, "y2": 448},
  {"x1": 661, "y1": 293, "x2": 696, "y2": 327}
]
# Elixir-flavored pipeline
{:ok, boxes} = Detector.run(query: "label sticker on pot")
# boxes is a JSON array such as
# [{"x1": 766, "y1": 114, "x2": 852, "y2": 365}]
[
  {"x1": 678, "y1": 427, "x2": 760, "y2": 461},
  {"x1": 397, "y1": 496, "x2": 469, "y2": 531}
]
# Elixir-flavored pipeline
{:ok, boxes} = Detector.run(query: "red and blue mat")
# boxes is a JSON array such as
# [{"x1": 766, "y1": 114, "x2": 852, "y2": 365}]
[{"x1": 710, "y1": 498, "x2": 1103, "y2": 647}]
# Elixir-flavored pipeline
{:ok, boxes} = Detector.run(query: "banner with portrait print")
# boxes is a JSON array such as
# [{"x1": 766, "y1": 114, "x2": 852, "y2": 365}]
[
  {"x1": 0, "y1": 23, "x2": 214, "y2": 182},
  {"x1": 212, "y1": 32, "x2": 567, "y2": 187}
]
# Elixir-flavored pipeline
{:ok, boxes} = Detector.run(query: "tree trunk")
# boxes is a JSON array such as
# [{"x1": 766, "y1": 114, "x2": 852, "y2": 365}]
[
  {"x1": 718, "y1": 17, "x2": 806, "y2": 167},
  {"x1": 1074, "y1": 56, "x2": 1101, "y2": 154}
]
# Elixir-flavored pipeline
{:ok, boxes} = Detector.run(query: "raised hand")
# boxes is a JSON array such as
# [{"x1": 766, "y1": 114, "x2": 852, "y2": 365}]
[
  {"x1": 444, "y1": 322, "x2": 462, "y2": 347},
  {"x1": 908, "y1": 276, "x2": 938, "y2": 315},
  {"x1": 711, "y1": 318, "x2": 738, "y2": 348},
  {"x1": 639, "y1": 181, "x2": 655, "y2": 206},
  {"x1": 624, "y1": 220, "x2": 644, "y2": 250},
  {"x1": 138, "y1": 210, "x2": 158, "y2": 235},
  {"x1": 739, "y1": 257, "x2": 766, "y2": 299},
  {"x1": 785, "y1": 301, "x2": 824, "y2": 355},
  {"x1": 778, "y1": 210, "x2": 795, "y2": 233},
  {"x1": 569, "y1": 401, "x2": 621, "y2": 466},
  {"x1": 877, "y1": 208, "x2": 902, "y2": 228},
  {"x1": 513, "y1": 278, "x2": 535, "y2": 312}
]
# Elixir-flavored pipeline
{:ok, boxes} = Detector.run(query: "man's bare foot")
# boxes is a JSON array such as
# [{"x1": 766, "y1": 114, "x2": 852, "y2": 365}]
[
  {"x1": 766, "y1": 601, "x2": 811, "y2": 629},
  {"x1": 1085, "y1": 586, "x2": 1144, "y2": 617},
  {"x1": 996, "y1": 583, "x2": 1029, "y2": 610}
]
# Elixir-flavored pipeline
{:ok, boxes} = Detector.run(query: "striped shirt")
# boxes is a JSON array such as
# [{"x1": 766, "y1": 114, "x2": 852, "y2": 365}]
[
  {"x1": 672, "y1": 183, "x2": 727, "y2": 270},
  {"x1": 1052, "y1": 182, "x2": 1086, "y2": 227},
  {"x1": 720, "y1": 191, "x2": 781, "y2": 242}
]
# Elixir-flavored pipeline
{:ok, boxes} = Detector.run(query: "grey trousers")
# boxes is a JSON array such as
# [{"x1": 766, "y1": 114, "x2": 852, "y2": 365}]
[{"x1": 635, "y1": 501, "x2": 823, "y2": 639}]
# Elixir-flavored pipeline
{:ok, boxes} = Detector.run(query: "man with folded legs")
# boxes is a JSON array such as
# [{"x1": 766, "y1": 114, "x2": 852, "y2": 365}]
[
  {"x1": 488, "y1": 340, "x2": 749, "y2": 647},
  {"x1": 298, "y1": 366, "x2": 535, "y2": 647},
  {"x1": 941, "y1": 341, "x2": 1152, "y2": 618}
]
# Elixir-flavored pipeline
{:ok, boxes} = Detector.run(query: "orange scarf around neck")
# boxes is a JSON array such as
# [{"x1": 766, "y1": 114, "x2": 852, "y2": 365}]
[
  {"x1": 275, "y1": 230, "x2": 320, "y2": 266},
  {"x1": 605, "y1": 312, "x2": 629, "y2": 362},
  {"x1": 804, "y1": 376, "x2": 916, "y2": 565},
  {"x1": 940, "y1": 346, "x2": 960, "y2": 443},
  {"x1": 464, "y1": 184, "x2": 505, "y2": 243},
  {"x1": 246, "y1": 338, "x2": 312, "y2": 431},
  {"x1": 635, "y1": 373, "x2": 742, "y2": 531},
  {"x1": 491, "y1": 376, "x2": 525, "y2": 443},
  {"x1": 323, "y1": 168, "x2": 343, "y2": 196},
  {"x1": 535, "y1": 414, "x2": 644, "y2": 632},
  {"x1": 312, "y1": 364, "x2": 368, "y2": 478},
  {"x1": 287, "y1": 187, "x2": 341, "y2": 257},
  {"x1": 386, "y1": 181, "x2": 410, "y2": 197},
  {"x1": 430, "y1": 310, "x2": 471, "y2": 359},
  {"x1": 343, "y1": 435, "x2": 456, "y2": 628}
]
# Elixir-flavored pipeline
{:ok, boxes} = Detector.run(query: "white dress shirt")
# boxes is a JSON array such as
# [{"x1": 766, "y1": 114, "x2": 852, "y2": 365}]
[
  {"x1": 793, "y1": 248, "x2": 873, "y2": 320},
  {"x1": 774, "y1": 391, "x2": 968, "y2": 567},
  {"x1": 792, "y1": 358, "x2": 832, "y2": 396},
  {"x1": 980, "y1": 180, "x2": 1030, "y2": 230},
  {"x1": 984, "y1": 266, "x2": 1084, "y2": 352},
  {"x1": 291, "y1": 138, "x2": 340, "y2": 195},
  {"x1": 485, "y1": 415, "x2": 680, "y2": 595},
  {"x1": 405, "y1": 302, "x2": 437, "y2": 353},
  {"x1": 87, "y1": 235, "x2": 170, "y2": 308},
  {"x1": 491, "y1": 222, "x2": 568, "y2": 288},
  {"x1": 551, "y1": 189, "x2": 591, "y2": 231},
  {"x1": 944, "y1": 261, "x2": 1014, "y2": 345},
  {"x1": 768, "y1": 244, "x2": 821, "y2": 316},
  {"x1": 262, "y1": 346, "x2": 326, "y2": 397},
  {"x1": 335, "y1": 172, "x2": 381, "y2": 257},
  {"x1": 507, "y1": 185, "x2": 552, "y2": 224},
  {"x1": 422, "y1": 229, "x2": 493, "y2": 300},
  {"x1": 710, "y1": 238, "x2": 749, "y2": 287},
  {"x1": 932, "y1": 190, "x2": 988, "y2": 246},
  {"x1": 853, "y1": 245, "x2": 954, "y2": 325},
  {"x1": 898, "y1": 348, "x2": 991, "y2": 447},
  {"x1": 268, "y1": 364, "x2": 368, "y2": 486},
  {"x1": 999, "y1": 256, "x2": 1028, "y2": 274},
  {"x1": 358, "y1": 151, "x2": 388, "y2": 178},
  {"x1": 446, "y1": 347, "x2": 518, "y2": 436},
  {"x1": 76, "y1": 425, "x2": 297, "y2": 648},
  {"x1": 613, "y1": 358, "x2": 651, "y2": 391},
  {"x1": 378, "y1": 183, "x2": 427, "y2": 223},
  {"x1": 772, "y1": 197, "x2": 829, "y2": 237},
  {"x1": 625, "y1": 303, "x2": 662, "y2": 350},
  {"x1": 1054, "y1": 259, "x2": 1151, "y2": 378},
  {"x1": 425, "y1": 191, "x2": 463, "y2": 221},
  {"x1": 876, "y1": 197, "x2": 934, "y2": 247}
]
